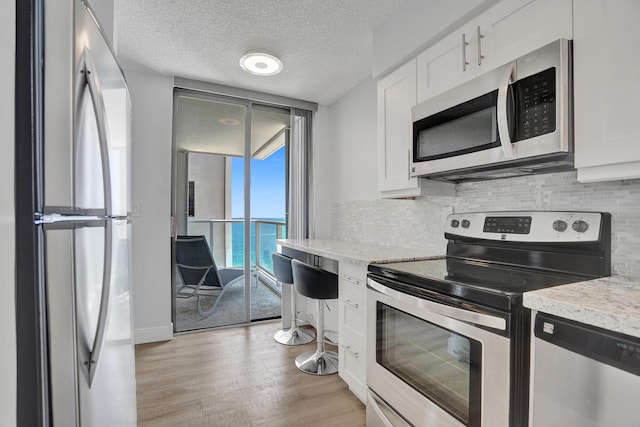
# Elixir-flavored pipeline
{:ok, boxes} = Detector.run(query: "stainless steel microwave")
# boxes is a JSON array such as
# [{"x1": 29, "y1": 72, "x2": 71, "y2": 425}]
[{"x1": 411, "y1": 39, "x2": 573, "y2": 182}]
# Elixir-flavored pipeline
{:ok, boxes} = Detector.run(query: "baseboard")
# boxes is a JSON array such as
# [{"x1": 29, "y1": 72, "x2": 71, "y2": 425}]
[{"x1": 134, "y1": 323, "x2": 174, "y2": 344}]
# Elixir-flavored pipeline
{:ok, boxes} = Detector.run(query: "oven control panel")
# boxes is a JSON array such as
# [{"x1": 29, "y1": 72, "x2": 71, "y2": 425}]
[{"x1": 444, "y1": 211, "x2": 605, "y2": 242}]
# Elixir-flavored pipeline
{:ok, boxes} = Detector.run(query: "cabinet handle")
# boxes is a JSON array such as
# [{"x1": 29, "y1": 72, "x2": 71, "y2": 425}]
[
  {"x1": 343, "y1": 345, "x2": 360, "y2": 358},
  {"x1": 407, "y1": 149, "x2": 411, "y2": 180},
  {"x1": 344, "y1": 299, "x2": 359, "y2": 309},
  {"x1": 462, "y1": 33, "x2": 470, "y2": 72},
  {"x1": 476, "y1": 26, "x2": 485, "y2": 66},
  {"x1": 342, "y1": 275, "x2": 361, "y2": 286}
]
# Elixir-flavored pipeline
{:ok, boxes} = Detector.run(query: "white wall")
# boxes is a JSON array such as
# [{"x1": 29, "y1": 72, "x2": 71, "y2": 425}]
[
  {"x1": 126, "y1": 70, "x2": 174, "y2": 343},
  {"x1": 327, "y1": 78, "x2": 379, "y2": 202},
  {"x1": 188, "y1": 153, "x2": 226, "y2": 220},
  {"x1": 86, "y1": 0, "x2": 115, "y2": 48},
  {"x1": 1, "y1": 1, "x2": 16, "y2": 425},
  {"x1": 312, "y1": 77, "x2": 379, "y2": 236}
]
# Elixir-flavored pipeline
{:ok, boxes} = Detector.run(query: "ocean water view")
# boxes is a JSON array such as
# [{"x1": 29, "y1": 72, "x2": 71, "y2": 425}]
[{"x1": 231, "y1": 218, "x2": 286, "y2": 273}]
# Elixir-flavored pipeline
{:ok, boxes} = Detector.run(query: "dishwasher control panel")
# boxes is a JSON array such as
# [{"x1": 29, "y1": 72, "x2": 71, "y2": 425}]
[{"x1": 535, "y1": 313, "x2": 640, "y2": 376}]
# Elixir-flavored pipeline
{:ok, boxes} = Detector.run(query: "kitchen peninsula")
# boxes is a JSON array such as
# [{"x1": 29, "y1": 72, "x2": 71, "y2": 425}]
[
  {"x1": 277, "y1": 238, "x2": 442, "y2": 267},
  {"x1": 276, "y1": 238, "x2": 442, "y2": 401}
]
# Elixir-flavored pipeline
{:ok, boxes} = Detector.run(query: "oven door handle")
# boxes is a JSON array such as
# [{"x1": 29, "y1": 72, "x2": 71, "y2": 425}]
[{"x1": 368, "y1": 278, "x2": 507, "y2": 331}]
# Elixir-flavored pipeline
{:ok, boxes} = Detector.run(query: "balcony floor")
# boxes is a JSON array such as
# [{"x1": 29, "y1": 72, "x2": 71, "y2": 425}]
[{"x1": 175, "y1": 273, "x2": 281, "y2": 332}]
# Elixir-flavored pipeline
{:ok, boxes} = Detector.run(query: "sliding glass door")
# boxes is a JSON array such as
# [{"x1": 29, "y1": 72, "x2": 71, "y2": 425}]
[{"x1": 172, "y1": 90, "x2": 293, "y2": 331}]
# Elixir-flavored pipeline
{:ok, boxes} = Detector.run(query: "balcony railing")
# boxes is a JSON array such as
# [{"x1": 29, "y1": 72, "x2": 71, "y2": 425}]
[{"x1": 186, "y1": 218, "x2": 286, "y2": 290}]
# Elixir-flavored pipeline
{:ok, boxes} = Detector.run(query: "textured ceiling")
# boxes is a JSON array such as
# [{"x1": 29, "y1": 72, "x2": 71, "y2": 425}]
[{"x1": 114, "y1": 0, "x2": 405, "y2": 105}]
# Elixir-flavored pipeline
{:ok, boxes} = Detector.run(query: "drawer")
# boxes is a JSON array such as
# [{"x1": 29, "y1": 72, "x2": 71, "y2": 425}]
[
  {"x1": 339, "y1": 294, "x2": 366, "y2": 347},
  {"x1": 339, "y1": 262, "x2": 367, "y2": 299},
  {"x1": 339, "y1": 337, "x2": 366, "y2": 403}
]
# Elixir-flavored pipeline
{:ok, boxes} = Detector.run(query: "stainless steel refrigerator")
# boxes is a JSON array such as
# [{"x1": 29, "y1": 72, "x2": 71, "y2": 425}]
[{"x1": 15, "y1": 0, "x2": 137, "y2": 425}]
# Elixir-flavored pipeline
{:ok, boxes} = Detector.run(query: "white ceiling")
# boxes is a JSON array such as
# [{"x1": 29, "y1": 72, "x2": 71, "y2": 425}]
[{"x1": 114, "y1": 0, "x2": 406, "y2": 106}]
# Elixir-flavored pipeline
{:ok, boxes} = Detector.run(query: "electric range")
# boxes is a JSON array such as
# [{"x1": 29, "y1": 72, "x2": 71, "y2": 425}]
[{"x1": 366, "y1": 211, "x2": 611, "y2": 427}]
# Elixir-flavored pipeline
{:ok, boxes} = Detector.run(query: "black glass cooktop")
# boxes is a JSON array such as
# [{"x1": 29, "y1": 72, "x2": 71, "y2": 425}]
[{"x1": 368, "y1": 257, "x2": 588, "y2": 311}]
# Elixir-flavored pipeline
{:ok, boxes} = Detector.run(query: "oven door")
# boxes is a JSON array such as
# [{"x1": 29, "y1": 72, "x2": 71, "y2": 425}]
[{"x1": 366, "y1": 277, "x2": 511, "y2": 427}]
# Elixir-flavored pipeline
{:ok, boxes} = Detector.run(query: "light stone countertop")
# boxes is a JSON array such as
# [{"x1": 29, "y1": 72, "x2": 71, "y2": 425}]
[
  {"x1": 523, "y1": 276, "x2": 640, "y2": 338},
  {"x1": 277, "y1": 238, "x2": 443, "y2": 268}
]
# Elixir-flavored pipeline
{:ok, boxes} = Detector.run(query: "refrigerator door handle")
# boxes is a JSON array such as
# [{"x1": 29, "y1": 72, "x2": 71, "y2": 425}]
[
  {"x1": 78, "y1": 48, "x2": 113, "y2": 216},
  {"x1": 86, "y1": 220, "x2": 113, "y2": 386}
]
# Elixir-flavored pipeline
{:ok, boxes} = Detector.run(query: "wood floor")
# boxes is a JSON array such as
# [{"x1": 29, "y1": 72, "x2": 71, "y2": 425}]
[{"x1": 135, "y1": 320, "x2": 366, "y2": 426}]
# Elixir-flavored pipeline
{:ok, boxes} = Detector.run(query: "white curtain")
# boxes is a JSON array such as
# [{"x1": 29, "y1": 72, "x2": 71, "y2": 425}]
[{"x1": 288, "y1": 108, "x2": 313, "y2": 239}]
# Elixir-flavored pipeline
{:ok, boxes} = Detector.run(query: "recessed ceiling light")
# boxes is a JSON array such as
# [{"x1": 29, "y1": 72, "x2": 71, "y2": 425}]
[
  {"x1": 239, "y1": 52, "x2": 283, "y2": 76},
  {"x1": 219, "y1": 118, "x2": 240, "y2": 126}
]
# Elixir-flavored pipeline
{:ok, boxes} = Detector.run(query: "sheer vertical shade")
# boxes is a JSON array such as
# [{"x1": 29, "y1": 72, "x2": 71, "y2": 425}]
[{"x1": 288, "y1": 109, "x2": 313, "y2": 239}]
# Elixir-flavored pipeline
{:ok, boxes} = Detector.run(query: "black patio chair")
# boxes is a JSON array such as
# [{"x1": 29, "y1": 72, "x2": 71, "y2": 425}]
[{"x1": 175, "y1": 235, "x2": 244, "y2": 317}]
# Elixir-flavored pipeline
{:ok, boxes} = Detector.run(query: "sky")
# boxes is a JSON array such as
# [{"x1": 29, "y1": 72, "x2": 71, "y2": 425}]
[{"x1": 231, "y1": 146, "x2": 286, "y2": 219}]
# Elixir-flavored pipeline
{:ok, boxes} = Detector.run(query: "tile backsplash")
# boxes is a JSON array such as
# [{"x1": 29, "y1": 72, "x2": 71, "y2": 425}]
[{"x1": 332, "y1": 171, "x2": 640, "y2": 278}]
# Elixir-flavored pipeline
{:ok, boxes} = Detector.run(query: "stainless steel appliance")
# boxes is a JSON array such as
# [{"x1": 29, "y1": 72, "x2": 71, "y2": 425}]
[
  {"x1": 529, "y1": 313, "x2": 640, "y2": 427},
  {"x1": 411, "y1": 39, "x2": 572, "y2": 182},
  {"x1": 15, "y1": 0, "x2": 137, "y2": 425},
  {"x1": 367, "y1": 211, "x2": 611, "y2": 427}
]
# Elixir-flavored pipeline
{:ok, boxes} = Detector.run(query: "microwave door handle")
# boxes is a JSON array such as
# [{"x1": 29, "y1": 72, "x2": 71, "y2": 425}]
[{"x1": 497, "y1": 62, "x2": 516, "y2": 159}]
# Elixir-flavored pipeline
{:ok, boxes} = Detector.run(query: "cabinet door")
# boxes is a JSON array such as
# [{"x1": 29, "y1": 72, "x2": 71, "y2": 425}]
[
  {"x1": 476, "y1": 0, "x2": 573, "y2": 74},
  {"x1": 416, "y1": 21, "x2": 476, "y2": 103},
  {"x1": 377, "y1": 59, "x2": 418, "y2": 194},
  {"x1": 338, "y1": 336, "x2": 366, "y2": 403},
  {"x1": 574, "y1": 0, "x2": 640, "y2": 182}
]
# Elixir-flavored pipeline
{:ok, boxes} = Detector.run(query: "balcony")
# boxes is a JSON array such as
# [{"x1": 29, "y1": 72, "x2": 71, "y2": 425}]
[
  {"x1": 174, "y1": 218, "x2": 286, "y2": 332},
  {"x1": 187, "y1": 218, "x2": 286, "y2": 285}
]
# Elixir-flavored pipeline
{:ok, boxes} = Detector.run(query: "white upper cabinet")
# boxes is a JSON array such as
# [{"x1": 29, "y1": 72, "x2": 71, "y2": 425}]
[
  {"x1": 475, "y1": 0, "x2": 573, "y2": 74},
  {"x1": 377, "y1": 59, "x2": 417, "y2": 195},
  {"x1": 417, "y1": 0, "x2": 573, "y2": 104},
  {"x1": 377, "y1": 60, "x2": 455, "y2": 198},
  {"x1": 416, "y1": 21, "x2": 477, "y2": 103},
  {"x1": 574, "y1": 0, "x2": 640, "y2": 182}
]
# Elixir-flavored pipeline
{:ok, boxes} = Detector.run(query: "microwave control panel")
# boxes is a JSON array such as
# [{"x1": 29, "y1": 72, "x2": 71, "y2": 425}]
[{"x1": 513, "y1": 67, "x2": 556, "y2": 142}]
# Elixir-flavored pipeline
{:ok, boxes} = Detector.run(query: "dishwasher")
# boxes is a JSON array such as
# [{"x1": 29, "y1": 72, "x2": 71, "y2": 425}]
[{"x1": 530, "y1": 312, "x2": 640, "y2": 427}]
